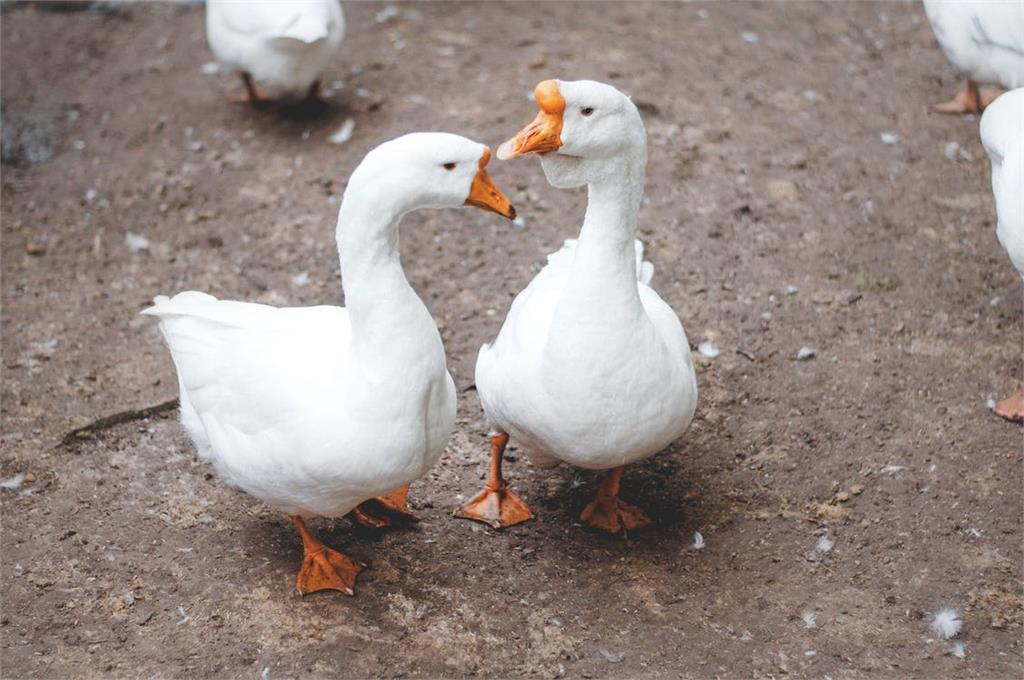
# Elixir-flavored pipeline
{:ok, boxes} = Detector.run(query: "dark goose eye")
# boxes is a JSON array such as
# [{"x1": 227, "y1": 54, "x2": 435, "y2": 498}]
[
  {"x1": 581, "y1": 107, "x2": 595, "y2": 117},
  {"x1": 443, "y1": 162, "x2": 457, "y2": 171}
]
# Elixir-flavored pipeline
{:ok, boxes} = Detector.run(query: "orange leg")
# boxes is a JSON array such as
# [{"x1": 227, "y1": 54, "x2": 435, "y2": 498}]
[
  {"x1": 453, "y1": 433, "x2": 534, "y2": 529},
  {"x1": 349, "y1": 484, "x2": 418, "y2": 529},
  {"x1": 580, "y1": 466, "x2": 652, "y2": 534},
  {"x1": 994, "y1": 387, "x2": 1024, "y2": 423},
  {"x1": 934, "y1": 79, "x2": 983, "y2": 114},
  {"x1": 231, "y1": 72, "x2": 271, "y2": 106},
  {"x1": 290, "y1": 515, "x2": 364, "y2": 596}
]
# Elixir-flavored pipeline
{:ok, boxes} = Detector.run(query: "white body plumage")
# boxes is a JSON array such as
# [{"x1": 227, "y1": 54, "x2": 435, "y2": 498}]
[
  {"x1": 206, "y1": 0, "x2": 345, "y2": 97},
  {"x1": 924, "y1": 0, "x2": 1024, "y2": 90},
  {"x1": 980, "y1": 88, "x2": 1024, "y2": 278}
]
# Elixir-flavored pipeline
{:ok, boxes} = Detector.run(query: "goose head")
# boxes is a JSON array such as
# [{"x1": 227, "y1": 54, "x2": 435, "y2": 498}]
[
  {"x1": 348, "y1": 132, "x2": 516, "y2": 219},
  {"x1": 497, "y1": 79, "x2": 645, "y2": 188}
]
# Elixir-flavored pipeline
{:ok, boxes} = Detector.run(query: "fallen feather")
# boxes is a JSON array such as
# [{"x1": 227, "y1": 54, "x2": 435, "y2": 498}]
[
  {"x1": 949, "y1": 641, "x2": 966, "y2": 659},
  {"x1": 0, "y1": 473, "x2": 27, "y2": 490},
  {"x1": 513, "y1": 216, "x2": 526, "y2": 229},
  {"x1": 741, "y1": 31, "x2": 760, "y2": 44},
  {"x1": 931, "y1": 606, "x2": 962, "y2": 640},
  {"x1": 176, "y1": 606, "x2": 190, "y2": 626},
  {"x1": 801, "y1": 611, "x2": 816, "y2": 628},
  {"x1": 697, "y1": 8, "x2": 710, "y2": 19},
  {"x1": 199, "y1": 61, "x2": 220, "y2": 75},
  {"x1": 881, "y1": 464, "x2": 906, "y2": 475},
  {"x1": 985, "y1": 398, "x2": 997, "y2": 410},
  {"x1": 329, "y1": 119, "x2": 356, "y2": 145},
  {"x1": 880, "y1": 132, "x2": 899, "y2": 145},
  {"x1": 804, "y1": 650, "x2": 817, "y2": 657},
  {"x1": 815, "y1": 536, "x2": 833, "y2": 554},
  {"x1": 796, "y1": 346, "x2": 816, "y2": 361},
  {"x1": 692, "y1": 531, "x2": 705, "y2": 550},
  {"x1": 784, "y1": 285, "x2": 799, "y2": 295},
  {"x1": 598, "y1": 650, "x2": 622, "y2": 663},
  {"x1": 125, "y1": 232, "x2": 151, "y2": 253},
  {"x1": 697, "y1": 341, "x2": 720, "y2": 359},
  {"x1": 802, "y1": 89, "x2": 819, "y2": 102},
  {"x1": 964, "y1": 527, "x2": 982, "y2": 538},
  {"x1": 292, "y1": 272, "x2": 310, "y2": 287},
  {"x1": 375, "y1": 4, "x2": 399, "y2": 23},
  {"x1": 261, "y1": 666, "x2": 271, "y2": 680}
]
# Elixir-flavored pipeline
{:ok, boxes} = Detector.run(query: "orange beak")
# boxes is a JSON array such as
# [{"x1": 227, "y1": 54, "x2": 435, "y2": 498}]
[
  {"x1": 465, "y1": 147, "x2": 516, "y2": 219},
  {"x1": 497, "y1": 80, "x2": 565, "y2": 160}
]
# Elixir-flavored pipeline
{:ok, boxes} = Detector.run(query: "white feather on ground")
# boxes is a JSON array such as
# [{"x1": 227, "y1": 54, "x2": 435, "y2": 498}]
[
  {"x1": 815, "y1": 536, "x2": 833, "y2": 554},
  {"x1": 949, "y1": 641, "x2": 966, "y2": 659},
  {"x1": 932, "y1": 606, "x2": 962, "y2": 639},
  {"x1": 801, "y1": 611, "x2": 816, "y2": 628},
  {"x1": 692, "y1": 531, "x2": 705, "y2": 550}
]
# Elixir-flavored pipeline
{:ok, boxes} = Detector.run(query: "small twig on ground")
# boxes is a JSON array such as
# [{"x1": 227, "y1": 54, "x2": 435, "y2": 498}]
[{"x1": 59, "y1": 398, "x2": 178, "y2": 447}]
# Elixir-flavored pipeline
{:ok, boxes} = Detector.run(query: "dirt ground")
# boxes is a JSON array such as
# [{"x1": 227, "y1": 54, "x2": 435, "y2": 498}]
[{"x1": 2, "y1": 1, "x2": 1022, "y2": 678}]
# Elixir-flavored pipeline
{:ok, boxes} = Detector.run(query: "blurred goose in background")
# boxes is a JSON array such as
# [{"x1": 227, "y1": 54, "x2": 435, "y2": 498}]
[
  {"x1": 455, "y1": 80, "x2": 697, "y2": 534},
  {"x1": 980, "y1": 88, "x2": 1024, "y2": 422},
  {"x1": 206, "y1": 0, "x2": 345, "y2": 105},
  {"x1": 143, "y1": 133, "x2": 515, "y2": 595},
  {"x1": 924, "y1": 0, "x2": 1024, "y2": 113}
]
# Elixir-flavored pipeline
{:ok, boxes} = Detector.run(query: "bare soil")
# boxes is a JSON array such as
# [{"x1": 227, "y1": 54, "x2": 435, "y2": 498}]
[{"x1": 2, "y1": 2, "x2": 1022, "y2": 678}]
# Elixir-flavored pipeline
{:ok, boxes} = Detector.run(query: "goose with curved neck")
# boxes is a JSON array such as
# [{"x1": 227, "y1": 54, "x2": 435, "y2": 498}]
[
  {"x1": 143, "y1": 133, "x2": 514, "y2": 595},
  {"x1": 980, "y1": 88, "x2": 1024, "y2": 421},
  {"x1": 458, "y1": 80, "x2": 698, "y2": 534}
]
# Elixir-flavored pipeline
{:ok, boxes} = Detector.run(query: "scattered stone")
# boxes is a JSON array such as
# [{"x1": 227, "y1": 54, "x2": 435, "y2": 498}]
[
  {"x1": 815, "y1": 536, "x2": 833, "y2": 554},
  {"x1": 125, "y1": 232, "x2": 151, "y2": 253},
  {"x1": 849, "y1": 484, "x2": 864, "y2": 495},
  {"x1": 767, "y1": 179, "x2": 799, "y2": 201},
  {"x1": 834, "y1": 491, "x2": 850, "y2": 502},
  {"x1": 0, "y1": 473, "x2": 27, "y2": 490}
]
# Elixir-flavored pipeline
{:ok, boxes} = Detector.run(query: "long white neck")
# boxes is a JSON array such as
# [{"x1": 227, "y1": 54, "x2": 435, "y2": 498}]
[
  {"x1": 562, "y1": 147, "x2": 646, "y2": 311},
  {"x1": 335, "y1": 187, "x2": 436, "y2": 363}
]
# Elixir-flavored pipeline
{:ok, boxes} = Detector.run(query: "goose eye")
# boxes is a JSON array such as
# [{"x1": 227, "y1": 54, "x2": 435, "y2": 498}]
[
  {"x1": 580, "y1": 107, "x2": 595, "y2": 117},
  {"x1": 443, "y1": 162, "x2": 457, "y2": 171}
]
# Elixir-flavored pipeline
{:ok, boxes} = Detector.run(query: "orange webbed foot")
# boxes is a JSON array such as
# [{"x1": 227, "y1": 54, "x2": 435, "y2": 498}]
[
  {"x1": 290, "y1": 515, "x2": 365, "y2": 596},
  {"x1": 580, "y1": 466, "x2": 652, "y2": 534},
  {"x1": 933, "y1": 80, "x2": 983, "y2": 114},
  {"x1": 296, "y1": 545, "x2": 365, "y2": 596},
  {"x1": 994, "y1": 387, "x2": 1024, "y2": 423},
  {"x1": 580, "y1": 495, "x2": 652, "y2": 534},
  {"x1": 350, "y1": 485, "x2": 418, "y2": 529},
  {"x1": 454, "y1": 484, "x2": 534, "y2": 529}
]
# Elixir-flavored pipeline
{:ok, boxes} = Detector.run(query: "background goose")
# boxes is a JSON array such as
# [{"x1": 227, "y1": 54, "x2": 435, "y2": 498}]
[
  {"x1": 980, "y1": 88, "x2": 1024, "y2": 421},
  {"x1": 143, "y1": 133, "x2": 514, "y2": 594},
  {"x1": 206, "y1": 0, "x2": 345, "y2": 104},
  {"x1": 455, "y1": 80, "x2": 698, "y2": 534},
  {"x1": 924, "y1": 0, "x2": 1024, "y2": 113}
]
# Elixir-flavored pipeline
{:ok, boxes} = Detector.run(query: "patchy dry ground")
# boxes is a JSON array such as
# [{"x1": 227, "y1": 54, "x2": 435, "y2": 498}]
[{"x1": 2, "y1": 1, "x2": 1022, "y2": 678}]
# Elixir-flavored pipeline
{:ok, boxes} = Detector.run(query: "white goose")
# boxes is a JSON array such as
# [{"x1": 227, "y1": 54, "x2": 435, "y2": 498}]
[
  {"x1": 455, "y1": 80, "x2": 698, "y2": 534},
  {"x1": 143, "y1": 133, "x2": 514, "y2": 594},
  {"x1": 924, "y1": 0, "x2": 1024, "y2": 113},
  {"x1": 980, "y1": 88, "x2": 1024, "y2": 421},
  {"x1": 206, "y1": 0, "x2": 345, "y2": 104}
]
